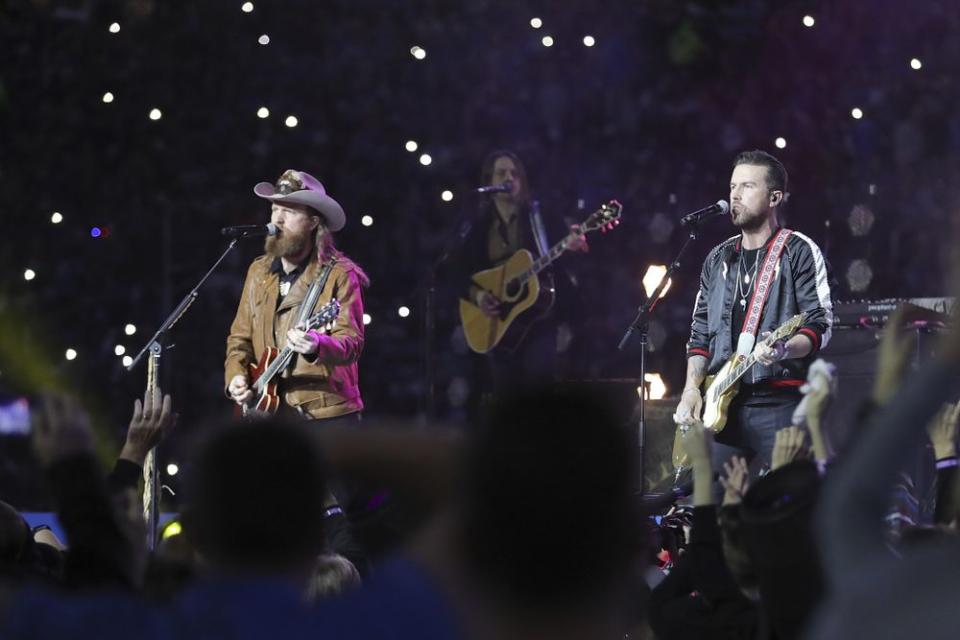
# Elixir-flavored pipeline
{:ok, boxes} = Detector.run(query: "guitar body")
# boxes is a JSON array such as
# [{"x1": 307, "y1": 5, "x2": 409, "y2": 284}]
[
  {"x1": 460, "y1": 249, "x2": 554, "y2": 354},
  {"x1": 242, "y1": 347, "x2": 282, "y2": 416},
  {"x1": 700, "y1": 358, "x2": 743, "y2": 433}
]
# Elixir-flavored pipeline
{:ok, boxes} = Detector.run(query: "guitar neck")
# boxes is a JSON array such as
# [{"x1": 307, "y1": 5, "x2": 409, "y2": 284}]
[
  {"x1": 518, "y1": 231, "x2": 581, "y2": 284},
  {"x1": 716, "y1": 353, "x2": 759, "y2": 395},
  {"x1": 254, "y1": 346, "x2": 298, "y2": 394}
]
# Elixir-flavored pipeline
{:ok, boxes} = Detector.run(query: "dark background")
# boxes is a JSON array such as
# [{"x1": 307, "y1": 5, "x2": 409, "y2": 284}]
[{"x1": 1, "y1": 0, "x2": 958, "y2": 506}]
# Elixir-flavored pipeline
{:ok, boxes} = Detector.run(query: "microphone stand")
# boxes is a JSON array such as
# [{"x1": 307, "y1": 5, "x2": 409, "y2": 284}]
[
  {"x1": 411, "y1": 206, "x2": 487, "y2": 419},
  {"x1": 617, "y1": 222, "x2": 703, "y2": 494}
]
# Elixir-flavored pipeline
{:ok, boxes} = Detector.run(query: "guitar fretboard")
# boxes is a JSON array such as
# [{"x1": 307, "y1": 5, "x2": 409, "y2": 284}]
[{"x1": 517, "y1": 233, "x2": 579, "y2": 285}]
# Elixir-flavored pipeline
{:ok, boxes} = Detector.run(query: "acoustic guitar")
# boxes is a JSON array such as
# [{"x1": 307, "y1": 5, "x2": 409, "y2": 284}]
[
  {"x1": 459, "y1": 200, "x2": 622, "y2": 354},
  {"x1": 241, "y1": 299, "x2": 341, "y2": 417},
  {"x1": 672, "y1": 312, "x2": 806, "y2": 469}
]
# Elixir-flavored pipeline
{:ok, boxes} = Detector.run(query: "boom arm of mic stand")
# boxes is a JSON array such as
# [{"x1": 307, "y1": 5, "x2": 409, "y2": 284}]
[{"x1": 127, "y1": 238, "x2": 239, "y2": 371}]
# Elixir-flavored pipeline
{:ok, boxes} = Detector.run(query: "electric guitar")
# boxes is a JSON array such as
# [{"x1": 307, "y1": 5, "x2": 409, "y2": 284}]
[
  {"x1": 672, "y1": 312, "x2": 806, "y2": 469},
  {"x1": 459, "y1": 200, "x2": 622, "y2": 354},
  {"x1": 241, "y1": 299, "x2": 341, "y2": 417}
]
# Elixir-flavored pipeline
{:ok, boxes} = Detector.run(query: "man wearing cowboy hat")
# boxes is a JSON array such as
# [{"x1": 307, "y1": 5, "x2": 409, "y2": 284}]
[{"x1": 225, "y1": 169, "x2": 370, "y2": 423}]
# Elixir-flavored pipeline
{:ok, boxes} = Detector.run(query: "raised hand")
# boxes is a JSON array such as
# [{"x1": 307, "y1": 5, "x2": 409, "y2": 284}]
[
  {"x1": 720, "y1": 456, "x2": 750, "y2": 505},
  {"x1": 873, "y1": 305, "x2": 915, "y2": 406},
  {"x1": 771, "y1": 425, "x2": 810, "y2": 470},
  {"x1": 120, "y1": 387, "x2": 175, "y2": 466},
  {"x1": 32, "y1": 393, "x2": 95, "y2": 467},
  {"x1": 926, "y1": 400, "x2": 960, "y2": 460}
]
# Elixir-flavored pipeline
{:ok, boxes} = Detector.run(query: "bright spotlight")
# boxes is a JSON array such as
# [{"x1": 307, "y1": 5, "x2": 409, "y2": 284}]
[
  {"x1": 419, "y1": 153, "x2": 432, "y2": 166},
  {"x1": 241, "y1": 2, "x2": 254, "y2": 12},
  {"x1": 851, "y1": 107, "x2": 863, "y2": 120},
  {"x1": 398, "y1": 306, "x2": 411, "y2": 318},
  {"x1": 802, "y1": 15, "x2": 815, "y2": 27},
  {"x1": 102, "y1": 92, "x2": 114, "y2": 103},
  {"x1": 23, "y1": 269, "x2": 36, "y2": 281},
  {"x1": 405, "y1": 140, "x2": 418, "y2": 152},
  {"x1": 122, "y1": 355, "x2": 133, "y2": 367},
  {"x1": 530, "y1": 17, "x2": 543, "y2": 29},
  {"x1": 583, "y1": 35, "x2": 596, "y2": 47},
  {"x1": 441, "y1": 190, "x2": 454, "y2": 202},
  {"x1": 90, "y1": 227, "x2": 103, "y2": 238},
  {"x1": 775, "y1": 137, "x2": 787, "y2": 149},
  {"x1": 166, "y1": 463, "x2": 179, "y2": 476},
  {"x1": 51, "y1": 212, "x2": 63, "y2": 224},
  {"x1": 410, "y1": 46, "x2": 427, "y2": 60},
  {"x1": 642, "y1": 265, "x2": 672, "y2": 299},
  {"x1": 108, "y1": 22, "x2": 120, "y2": 33},
  {"x1": 162, "y1": 521, "x2": 182, "y2": 540},
  {"x1": 258, "y1": 34, "x2": 270, "y2": 45},
  {"x1": 363, "y1": 313, "x2": 372, "y2": 326},
  {"x1": 149, "y1": 108, "x2": 162, "y2": 121},
  {"x1": 284, "y1": 115, "x2": 298, "y2": 128},
  {"x1": 361, "y1": 215, "x2": 374, "y2": 227},
  {"x1": 639, "y1": 373, "x2": 668, "y2": 400},
  {"x1": 114, "y1": 345, "x2": 126, "y2": 356},
  {"x1": 910, "y1": 58, "x2": 922, "y2": 70},
  {"x1": 257, "y1": 107, "x2": 269, "y2": 119},
  {"x1": 124, "y1": 323, "x2": 137, "y2": 336},
  {"x1": 542, "y1": 35, "x2": 554, "y2": 47},
  {"x1": 65, "y1": 349, "x2": 77, "y2": 361}
]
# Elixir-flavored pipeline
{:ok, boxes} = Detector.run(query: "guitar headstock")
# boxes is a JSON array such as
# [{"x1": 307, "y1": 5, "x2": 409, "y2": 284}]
[
  {"x1": 306, "y1": 299, "x2": 341, "y2": 334},
  {"x1": 581, "y1": 200, "x2": 623, "y2": 234},
  {"x1": 763, "y1": 312, "x2": 807, "y2": 346}
]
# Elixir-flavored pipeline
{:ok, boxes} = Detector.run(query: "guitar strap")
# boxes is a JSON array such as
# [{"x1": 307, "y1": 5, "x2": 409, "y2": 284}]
[
  {"x1": 739, "y1": 228, "x2": 792, "y2": 341},
  {"x1": 295, "y1": 258, "x2": 336, "y2": 327}
]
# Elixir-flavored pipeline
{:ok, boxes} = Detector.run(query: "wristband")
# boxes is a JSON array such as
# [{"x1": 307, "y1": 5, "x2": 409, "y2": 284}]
[{"x1": 936, "y1": 456, "x2": 959, "y2": 470}]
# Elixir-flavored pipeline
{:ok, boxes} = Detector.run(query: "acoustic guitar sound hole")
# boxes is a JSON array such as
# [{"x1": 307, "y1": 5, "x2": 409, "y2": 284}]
[{"x1": 504, "y1": 279, "x2": 521, "y2": 299}]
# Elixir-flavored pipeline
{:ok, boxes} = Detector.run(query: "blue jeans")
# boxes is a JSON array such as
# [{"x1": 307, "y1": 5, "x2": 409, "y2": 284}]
[{"x1": 711, "y1": 393, "x2": 800, "y2": 477}]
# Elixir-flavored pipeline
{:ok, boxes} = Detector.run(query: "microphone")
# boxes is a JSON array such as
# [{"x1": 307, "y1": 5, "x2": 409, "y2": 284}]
[
  {"x1": 475, "y1": 181, "x2": 514, "y2": 194},
  {"x1": 221, "y1": 223, "x2": 279, "y2": 238},
  {"x1": 680, "y1": 200, "x2": 730, "y2": 227}
]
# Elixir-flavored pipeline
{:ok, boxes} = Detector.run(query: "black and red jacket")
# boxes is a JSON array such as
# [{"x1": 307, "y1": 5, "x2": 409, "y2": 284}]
[{"x1": 685, "y1": 228, "x2": 834, "y2": 388}]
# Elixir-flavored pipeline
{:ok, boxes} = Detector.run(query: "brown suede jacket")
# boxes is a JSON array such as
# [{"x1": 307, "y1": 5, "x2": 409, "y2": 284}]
[{"x1": 224, "y1": 253, "x2": 367, "y2": 419}]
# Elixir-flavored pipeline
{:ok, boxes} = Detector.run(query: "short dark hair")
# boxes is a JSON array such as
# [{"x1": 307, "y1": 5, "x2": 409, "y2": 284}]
[
  {"x1": 734, "y1": 150, "x2": 788, "y2": 194},
  {"x1": 183, "y1": 419, "x2": 327, "y2": 572}
]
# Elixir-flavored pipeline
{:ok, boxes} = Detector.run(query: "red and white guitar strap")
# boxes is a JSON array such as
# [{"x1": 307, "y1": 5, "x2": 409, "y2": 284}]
[{"x1": 736, "y1": 228, "x2": 792, "y2": 355}]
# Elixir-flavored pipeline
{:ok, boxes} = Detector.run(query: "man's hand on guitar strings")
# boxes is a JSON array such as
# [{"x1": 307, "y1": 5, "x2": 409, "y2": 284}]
[
  {"x1": 228, "y1": 374, "x2": 253, "y2": 405},
  {"x1": 287, "y1": 326, "x2": 322, "y2": 355},
  {"x1": 566, "y1": 224, "x2": 589, "y2": 253},
  {"x1": 475, "y1": 290, "x2": 501, "y2": 318},
  {"x1": 673, "y1": 387, "x2": 703, "y2": 426},
  {"x1": 754, "y1": 335, "x2": 787, "y2": 366}
]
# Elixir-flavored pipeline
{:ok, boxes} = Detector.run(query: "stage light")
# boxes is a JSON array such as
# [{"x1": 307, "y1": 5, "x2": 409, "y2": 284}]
[
  {"x1": 441, "y1": 190, "x2": 454, "y2": 202},
  {"x1": 23, "y1": 269, "x2": 36, "y2": 281},
  {"x1": 363, "y1": 313, "x2": 372, "y2": 326},
  {"x1": 846, "y1": 259, "x2": 873, "y2": 292},
  {"x1": 398, "y1": 306, "x2": 411, "y2": 318},
  {"x1": 122, "y1": 355, "x2": 133, "y2": 367},
  {"x1": 102, "y1": 92, "x2": 114, "y2": 103},
  {"x1": 361, "y1": 215, "x2": 374, "y2": 227},
  {"x1": 241, "y1": 2, "x2": 254, "y2": 12},
  {"x1": 775, "y1": 137, "x2": 787, "y2": 149},
  {"x1": 910, "y1": 58, "x2": 922, "y2": 70},
  {"x1": 802, "y1": 15, "x2": 815, "y2": 27},
  {"x1": 114, "y1": 345, "x2": 126, "y2": 356},
  {"x1": 51, "y1": 212, "x2": 63, "y2": 224},
  {"x1": 149, "y1": 108, "x2": 162, "y2": 121},
  {"x1": 851, "y1": 107, "x2": 863, "y2": 119},
  {"x1": 642, "y1": 265, "x2": 672, "y2": 299},
  {"x1": 542, "y1": 35, "x2": 554, "y2": 47},
  {"x1": 410, "y1": 46, "x2": 426, "y2": 60},
  {"x1": 583, "y1": 35, "x2": 596, "y2": 47},
  {"x1": 530, "y1": 17, "x2": 543, "y2": 29},
  {"x1": 419, "y1": 153, "x2": 432, "y2": 166},
  {"x1": 90, "y1": 227, "x2": 103, "y2": 238},
  {"x1": 285, "y1": 115, "x2": 298, "y2": 127},
  {"x1": 638, "y1": 373, "x2": 668, "y2": 400},
  {"x1": 124, "y1": 324, "x2": 137, "y2": 335},
  {"x1": 258, "y1": 34, "x2": 270, "y2": 45},
  {"x1": 166, "y1": 463, "x2": 179, "y2": 476},
  {"x1": 109, "y1": 22, "x2": 120, "y2": 33},
  {"x1": 257, "y1": 107, "x2": 269, "y2": 118},
  {"x1": 65, "y1": 349, "x2": 77, "y2": 361},
  {"x1": 848, "y1": 204, "x2": 875, "y2": 236},
  {"x1": 162, "y1": 521, "x2": 182, "y2": 540},
  {"x1": 405, "y1": 140, "x2": 418, "y2": 152}
]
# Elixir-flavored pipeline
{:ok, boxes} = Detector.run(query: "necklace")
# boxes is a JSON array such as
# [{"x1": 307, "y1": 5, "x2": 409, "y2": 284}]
[{"x1": 736, "y1": 251, "x2": 761, "y2": 309}]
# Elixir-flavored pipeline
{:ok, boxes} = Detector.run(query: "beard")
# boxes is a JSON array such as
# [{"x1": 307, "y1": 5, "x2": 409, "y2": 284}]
[
  {"x1": 731, "y1": 205, "x2": 768, "y2": 231},
  {"x1": 265, "y1": 226, "x2": 313, "y2": 259}
]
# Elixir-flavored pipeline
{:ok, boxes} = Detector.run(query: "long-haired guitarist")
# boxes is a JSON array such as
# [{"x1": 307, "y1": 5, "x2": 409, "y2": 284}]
[
  {"x1": 225, "y1": 169, "x2": 370, "y2": 424},
  {"x1": 456, "y1": 150, "x2": 588, "y2": 391},
  {"x1": 674, "y1": 150, "x2": 834, "y2": 473}
]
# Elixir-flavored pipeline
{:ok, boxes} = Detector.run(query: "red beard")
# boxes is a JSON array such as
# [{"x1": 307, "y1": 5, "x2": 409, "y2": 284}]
[{"x1": 265, "y1": 228, "x2": 312, "y2": 259}]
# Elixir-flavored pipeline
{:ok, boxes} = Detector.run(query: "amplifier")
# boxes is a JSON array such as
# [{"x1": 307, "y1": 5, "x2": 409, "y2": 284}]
[{"x1": 833, "y1": 297, "x2": 954, "y2": 328}]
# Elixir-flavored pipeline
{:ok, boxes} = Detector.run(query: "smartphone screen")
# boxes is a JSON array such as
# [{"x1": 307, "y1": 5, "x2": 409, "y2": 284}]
[{"x1": 0, "y1": 397, "x2": 31, "y2": 436}]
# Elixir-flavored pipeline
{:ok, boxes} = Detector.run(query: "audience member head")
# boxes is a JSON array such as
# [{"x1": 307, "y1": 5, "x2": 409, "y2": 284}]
[
  {"x1": 0, "y1": 501, "x2": 62, "y2": 583},
  {"x1": 305, "y1": 553, "x2": 362, "y2": 602},
  {"x1": 182, "y1": 418, "x2": 328, "y2": 576},
  {"x1": 458, "y1": 385, "x2": 637, "y2": 610}
]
